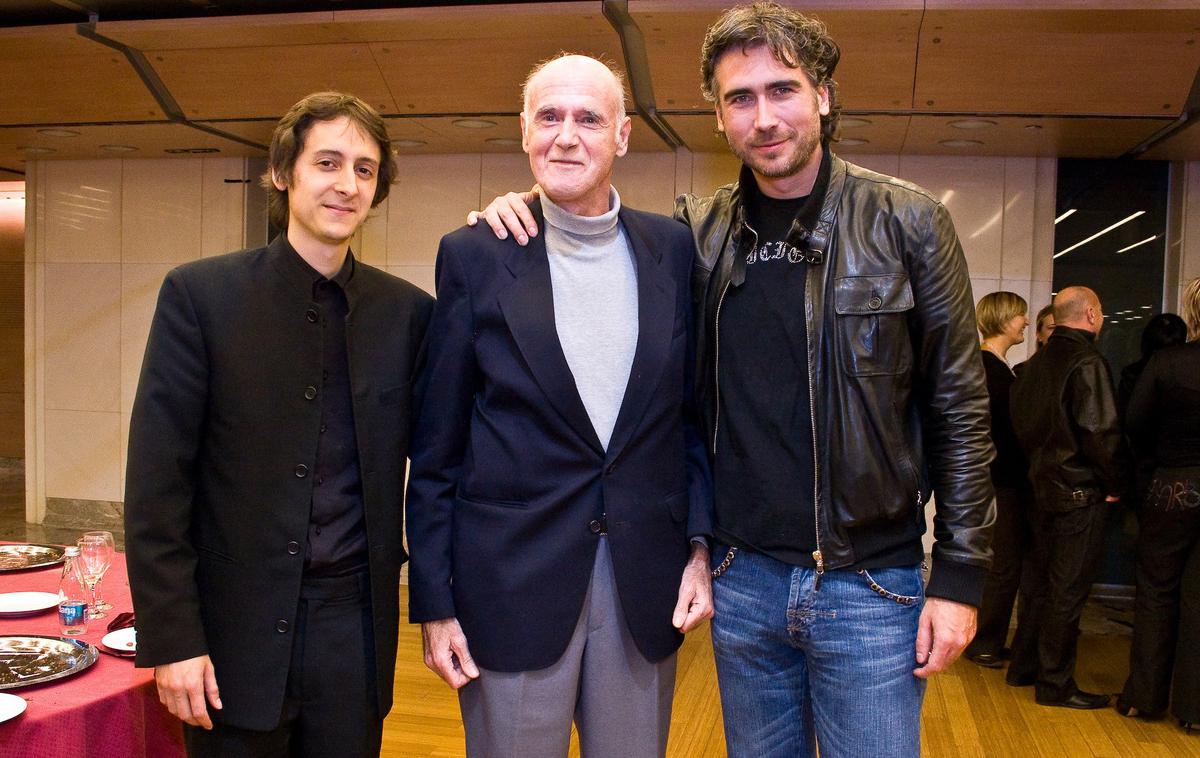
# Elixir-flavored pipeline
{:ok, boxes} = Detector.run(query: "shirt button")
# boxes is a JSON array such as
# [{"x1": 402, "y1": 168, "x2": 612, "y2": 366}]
[
  {"x1": 305, "y1": 309, "x2": 318, "y2": 323},
  {"x1": 304, "y1": 386, "x2": 318, "y2": 400},
  {"x1": 286, "y1": 541, "x2": 300, "y2": 555},
  {"x1": 276, "y1": 620, "x2": 289, "y2": 633},
  {"x1": 868, "y1": 295, "x2": 883, "y2": 310},
  {"x1": 295, "y1": 464, "x2": 308, "y2": 478},
  {"x1": 588, "y1": 519, "x2": 602, "y2": 534},
  {"x1": 319, "y1": 424, "x2": 327, "y2": 433}
]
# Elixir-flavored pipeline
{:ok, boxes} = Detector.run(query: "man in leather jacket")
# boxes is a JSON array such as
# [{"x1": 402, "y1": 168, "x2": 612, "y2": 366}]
[
  {"x1": 469, "y1": 4, "x2": 994, "y2": 755},
  {"x1": 1008, "y1": 286, "x2": 1124, "y2": 709}
]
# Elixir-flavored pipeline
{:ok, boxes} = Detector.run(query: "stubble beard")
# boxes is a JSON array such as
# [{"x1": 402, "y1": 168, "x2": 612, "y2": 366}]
[{"x1": 727, "y1": 124, "x2": 822, "y2": 181}]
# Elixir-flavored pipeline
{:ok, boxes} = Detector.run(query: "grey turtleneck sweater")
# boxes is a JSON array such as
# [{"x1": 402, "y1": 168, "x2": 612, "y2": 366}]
[{"x1": 542, "y1": 188, "x2": 638, "y2": 451}]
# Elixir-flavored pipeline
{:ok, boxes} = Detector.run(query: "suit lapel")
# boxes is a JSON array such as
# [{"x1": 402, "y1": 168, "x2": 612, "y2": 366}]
[
  {"x1": 497, "y1": 204, "x2": 605, "y2": 456},
  {"x1": 605, "y1": 209, "x2": 675, "y2": 460}
]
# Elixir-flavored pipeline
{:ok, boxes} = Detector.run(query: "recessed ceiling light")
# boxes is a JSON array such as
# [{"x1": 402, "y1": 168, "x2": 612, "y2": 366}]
[
  {"x1": 1025, "y1": 124, "x2": 1043, "y2": 131},
  {"x1": 38, "y1": 128, "x2": 81, "y2": 138},
  {"x1": 393, "y1": 139, "x2": 427, "y2": 148},
  {"x1": 838, "y1": 138, "x2": 869, "y2": 146},
  {"x1": 839, "y1": 117, "x2": 872, "y2": 129},
  {"x1": 164, "y1": 147, "x2": 220, "y2": 154},
  {"x1": 938, "y1": 139, "x2": 983, "y2": 148},
  {"x1": 453, "y1": 119, "x2": 497, "y2": 130},
  {"x1": 19, "y1": 146, "x2": 55, "y2": 154},
  {"x1": 948, "y1": 119, "x2": 996, "y2": 130},
  {"x1": 485, "y1": 138, "x2": 522, "y2": 146},
  {"x1": 100, "y1": 144, "x2": 138, "y2": 153}
]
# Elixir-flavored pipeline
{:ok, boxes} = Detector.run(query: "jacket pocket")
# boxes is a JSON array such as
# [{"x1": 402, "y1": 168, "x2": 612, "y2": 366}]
[
  {"x1": 834, "y1": 274, "x2": 914, "y2": 377},
  {"x1": 458, "y1": 491, "x2": 529, "y2": 509},
  {"x1": 379, "y1": 382, "x2": 410, "y2": 406}
]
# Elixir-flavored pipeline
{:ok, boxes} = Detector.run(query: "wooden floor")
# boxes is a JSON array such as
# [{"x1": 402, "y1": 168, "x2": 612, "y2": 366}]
[{"x1": 384, "y1": 587, "x2": 1200, "y2": 758}]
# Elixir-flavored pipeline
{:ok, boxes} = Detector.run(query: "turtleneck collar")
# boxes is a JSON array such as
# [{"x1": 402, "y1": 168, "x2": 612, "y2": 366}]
[{"x1": 541, "y1": 186, "x2": 621, "y2": 237}]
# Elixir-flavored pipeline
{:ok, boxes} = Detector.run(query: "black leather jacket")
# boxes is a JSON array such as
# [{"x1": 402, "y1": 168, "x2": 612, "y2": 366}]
[
  {"x1": 675, "y1": 153, "x2": 994, "y2": 603},
  {"x1": 1011, "y1": 326, "x2": 1125, "y2": 506}
]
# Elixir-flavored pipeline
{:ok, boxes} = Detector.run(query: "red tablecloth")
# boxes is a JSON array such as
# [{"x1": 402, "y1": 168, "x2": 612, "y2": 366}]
[{"x1": 0, "y1": 544, "x2": 184, "y2": 758}]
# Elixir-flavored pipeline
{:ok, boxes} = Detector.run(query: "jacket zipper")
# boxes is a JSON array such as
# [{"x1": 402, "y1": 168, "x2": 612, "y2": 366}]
[
  {"x1": 711, "y1": 280, "x2": 732, "y2": 454},
  {"x1": 805, "y1": 265, "x2": 824, "y2": 589}
]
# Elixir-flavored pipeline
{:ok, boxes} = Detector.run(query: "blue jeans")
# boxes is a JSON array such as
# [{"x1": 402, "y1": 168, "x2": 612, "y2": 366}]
[{"x1": 710, "y1": 546, "x2": 926, "y2": 758}]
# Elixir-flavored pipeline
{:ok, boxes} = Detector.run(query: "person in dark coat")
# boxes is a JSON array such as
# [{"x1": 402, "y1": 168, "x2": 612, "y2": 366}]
[
  {"x1": 125, "y1": 92, "x2": 434, "y2": 756},
  {"x1": 965, "y1": 291, "x2": 1033, "y2": 668},
  {"x1": 1117, "y1": 279, "x2": 1200, "y2": 731}
]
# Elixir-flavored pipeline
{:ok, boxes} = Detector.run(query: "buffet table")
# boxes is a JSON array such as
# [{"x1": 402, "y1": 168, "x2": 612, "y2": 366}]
[{"x1": 0, "y1": 543, "x2": 183, "y2": 758}]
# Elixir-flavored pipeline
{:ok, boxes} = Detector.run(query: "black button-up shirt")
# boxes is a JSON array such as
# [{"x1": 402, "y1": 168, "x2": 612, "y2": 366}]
[{"x1": 283, "y1": 244, "x2": 368, "y2": 577}]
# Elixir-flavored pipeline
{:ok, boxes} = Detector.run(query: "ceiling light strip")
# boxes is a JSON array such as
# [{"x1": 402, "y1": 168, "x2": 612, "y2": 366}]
[
  {"x1": 1054, "y1": 209, "x2": 1076, "y2": 224},
  {"x1": 1054, "y1": 211, "x2": 1145, "y2": 259},
  {"x1": 1116, "y1": 235, "x2": 1159, "y2": 253}
]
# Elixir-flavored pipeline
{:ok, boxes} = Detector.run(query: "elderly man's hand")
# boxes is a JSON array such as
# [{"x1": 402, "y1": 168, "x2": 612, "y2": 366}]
[
  {"x1": 155, "y1": 654, "x2": 222, "y2": 729},
  {"x1": 913, "y1": 597, "x2": 977, "y2": 679},
  {"x1": 422, "y1": 617, "x2": 480, "y2": 689},
  {"x1": 673, "y1": 543, "x2": 715, "y2": 633},
  {"x1": 467, "y1": 187, "x2": 541, "y2": 245}
]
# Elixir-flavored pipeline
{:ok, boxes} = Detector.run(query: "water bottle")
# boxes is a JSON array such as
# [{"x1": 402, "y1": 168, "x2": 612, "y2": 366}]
[{"x1": 58, "y1": 546, "x2": 89, "y2": 636}]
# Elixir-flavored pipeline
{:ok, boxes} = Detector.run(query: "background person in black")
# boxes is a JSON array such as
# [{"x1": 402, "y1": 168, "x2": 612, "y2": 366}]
[
  {"x1": 964, "y1": 291, "x2": 1032, "y2": 669},
  {"x1": 1008, "y1": 285, "x2": 1124, "y2": 709},
  {"x1": 1117, "y1": 278, "x2": 1200, "y2": 730}
]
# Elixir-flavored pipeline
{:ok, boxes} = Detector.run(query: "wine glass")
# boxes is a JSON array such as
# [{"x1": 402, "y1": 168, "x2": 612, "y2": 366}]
[
  {"x1": 81, "y1": 531, "x2": 116, "y2": 612},
  {"x1": 78, "y1": 533, "x2": 113, "y2": 619}
]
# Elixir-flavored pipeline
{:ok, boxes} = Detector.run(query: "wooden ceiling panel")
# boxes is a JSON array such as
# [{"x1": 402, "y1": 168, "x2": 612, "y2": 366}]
[
  {"x1": 0, "y1": 122, "x2": 265, "y2": 169},
  {"x1": 371, "y1": 35, "x2": 625, "y2": 115},
  {"x1": 628, "y1": 1, "x2": 923, "y2": 113},
  {"x1": 902, "y1": 115, "x2": 1169, "y2": 158},
  {"x1": 95, "y1": 3, "x2": 610, "y2": 48},
  {"x1": 96, "y1": 13, "x2": 355, "y2": 50},
  {"x1": 148, "y1": 43, "x2": 397, "y2": 120},
  {"x1": 915, "y1": 8, "x2": 1200, "y2": 117},
  {"x1": 0, "y1": 26, "x2": 165, "y2": 125},
  {"x1": 663, "y1": 112, "x2": 911, "y2": 154}
]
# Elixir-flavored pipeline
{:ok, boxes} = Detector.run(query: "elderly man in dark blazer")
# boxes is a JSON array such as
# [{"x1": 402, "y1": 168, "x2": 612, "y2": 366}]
[
  {"x1": 124, "y1": 92, "x2": 433, "y2": 757},
  {"x1": 405, "y1": 54, "x2": 713, "y2": 758}
]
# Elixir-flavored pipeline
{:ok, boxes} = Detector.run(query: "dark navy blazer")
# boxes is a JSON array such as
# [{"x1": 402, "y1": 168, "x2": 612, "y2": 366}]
[{"x1": 406, "y1": 200, "x2": 712, "y2": 671}]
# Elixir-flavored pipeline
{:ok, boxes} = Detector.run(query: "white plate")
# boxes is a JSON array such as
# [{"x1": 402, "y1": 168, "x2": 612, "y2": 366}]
[
  {"x1": 0, "y1": 692, "x2": 26, "y2": 723},
  {"x1": 101, "y1": 627, "x2": 136, "y2": 653},
  {"x1": 0, "y1": 591, "x2": 59, "y2": 616}
]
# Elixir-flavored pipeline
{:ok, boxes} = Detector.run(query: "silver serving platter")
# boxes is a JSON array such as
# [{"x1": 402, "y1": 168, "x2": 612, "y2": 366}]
[
  {"x1": 0, "y1": 544, "x2": 66, "y2": 572},
  {"x1": 0, "y1": 635, "x2": 98, "y2": 690}
]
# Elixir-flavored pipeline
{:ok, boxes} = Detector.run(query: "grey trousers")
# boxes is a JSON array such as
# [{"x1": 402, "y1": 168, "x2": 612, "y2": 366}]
[{"x1": 458, "y1": 538, "x2": 677, "y2": 758}]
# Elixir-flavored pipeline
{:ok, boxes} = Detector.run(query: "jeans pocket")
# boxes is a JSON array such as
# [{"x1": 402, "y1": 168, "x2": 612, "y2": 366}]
[{"x1": 857, "y1": 567, "x2": 922, "y2": 606}]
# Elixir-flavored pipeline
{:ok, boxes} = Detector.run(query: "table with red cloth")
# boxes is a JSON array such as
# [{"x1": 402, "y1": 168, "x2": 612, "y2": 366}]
[{"x1": 0, "y1": 543, "x2": 183, "y2": 758}]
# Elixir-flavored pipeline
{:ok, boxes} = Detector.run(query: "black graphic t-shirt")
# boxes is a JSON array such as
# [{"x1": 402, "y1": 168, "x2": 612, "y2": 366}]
[{"x1": 714, "y1": 182, "x2": 819, "y2": 566}]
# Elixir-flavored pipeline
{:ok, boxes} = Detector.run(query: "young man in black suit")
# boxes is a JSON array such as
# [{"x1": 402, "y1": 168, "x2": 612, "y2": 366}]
[{"x1": 125, "y1": 91, "x2": 433, "y2": 756}]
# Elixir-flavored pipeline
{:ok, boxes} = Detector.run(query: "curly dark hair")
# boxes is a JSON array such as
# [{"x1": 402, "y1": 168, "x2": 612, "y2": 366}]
[
  {"x1": 700, "y1": 2, "x2": 841, "y2": 142},
  {"x1": 261, "y1": 91, "x2": 396, "y2": 231}
]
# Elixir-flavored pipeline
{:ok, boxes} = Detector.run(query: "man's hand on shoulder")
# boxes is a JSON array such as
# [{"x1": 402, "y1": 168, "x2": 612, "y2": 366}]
[
  {"x1": 913, "y1": 596, "x2": 977, "y2": 679},
  {"x1": 466, "y1": 187, "x2": 541, "y2": 246},
  {"x1": 673, "y1": 543, "x2": 714, "y2": 633},
  {"x1": 155, "y1": 654, "x2": 222, "y2": 729},
  {"x1": 421, "y1": 617, "x2": 480, "y2": 689}
]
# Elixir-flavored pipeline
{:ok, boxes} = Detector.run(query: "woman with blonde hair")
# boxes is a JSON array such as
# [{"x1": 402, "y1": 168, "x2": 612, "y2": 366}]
[
  {"x1": 1117, "y1": 277, "x2": 1200, "y2": 730},
  {"x1": 964, "y1": 291, "x2": 1032, "y2": 667}
]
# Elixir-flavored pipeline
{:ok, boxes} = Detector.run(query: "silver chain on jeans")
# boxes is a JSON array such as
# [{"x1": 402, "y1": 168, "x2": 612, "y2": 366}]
[{"x1": 711, "y1": 546, "x2": 738, "y2": 578}]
